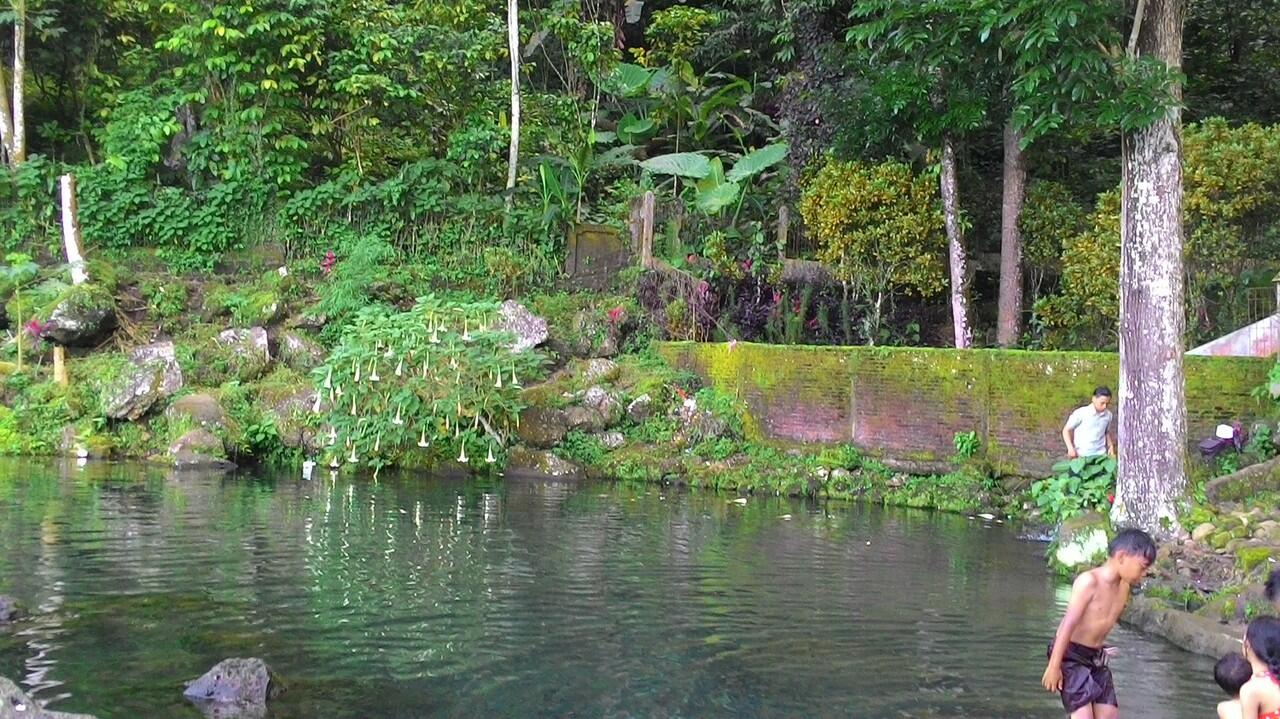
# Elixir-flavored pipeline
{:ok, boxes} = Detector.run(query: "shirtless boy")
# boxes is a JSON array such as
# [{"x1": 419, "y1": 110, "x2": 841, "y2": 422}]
[{"x1": 1042, "y1": 528, "x2": 1156, "y2": 718}]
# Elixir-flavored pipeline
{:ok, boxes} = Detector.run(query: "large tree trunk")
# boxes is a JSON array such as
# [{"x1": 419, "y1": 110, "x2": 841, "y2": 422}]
[
  {"x1": 940, "y1": 134, "x2": 972, "y2": 348},
  {"x1": 1114, "y1": 0, "x2": 1185, "y2": 535},
  {"x1": 996, "y1": 122, "x2": 1027, "y2": 348},
  {"x1": 504, "y1": 0, "x2": 520, "y2": 212},
  {"x1": 10, "y1": 0, "x2": 25, "y2": 166}
]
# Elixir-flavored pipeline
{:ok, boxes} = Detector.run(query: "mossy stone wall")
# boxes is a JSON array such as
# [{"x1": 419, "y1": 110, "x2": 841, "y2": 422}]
[{"x1": 656, "y1": 342, "x2": 1270, "y2": 476}]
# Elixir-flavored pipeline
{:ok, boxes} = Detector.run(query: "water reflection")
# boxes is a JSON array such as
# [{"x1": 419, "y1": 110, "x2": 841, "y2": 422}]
[{"x1": 0, "y1": 459, "x2": 1217, "y2": 718}]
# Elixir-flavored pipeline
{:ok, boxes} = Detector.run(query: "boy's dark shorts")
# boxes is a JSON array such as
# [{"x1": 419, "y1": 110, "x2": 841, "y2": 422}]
[{"x1": 1047, "y1": 641, "x2": 1118, "y2": 714}]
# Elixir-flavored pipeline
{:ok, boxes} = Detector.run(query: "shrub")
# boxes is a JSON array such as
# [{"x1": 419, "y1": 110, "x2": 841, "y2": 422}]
[
  {"x1": 800, "y1": 160, "x2": 945, "y2": 342},
  {"x1": 1030, "y1": 455, "x2": 1117, "y2": 525}
]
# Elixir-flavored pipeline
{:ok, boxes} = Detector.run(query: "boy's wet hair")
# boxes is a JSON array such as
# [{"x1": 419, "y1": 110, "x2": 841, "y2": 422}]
[
  {"x1": 1107, "y1": 528, "x2": 1156, "y2": 563},
  {"x1": 1215, "y1": 652, "x2": 1252, "y2": 696},
  {"x1": 1266, "y1": 568, "x2": 1280, "y2": 603}
]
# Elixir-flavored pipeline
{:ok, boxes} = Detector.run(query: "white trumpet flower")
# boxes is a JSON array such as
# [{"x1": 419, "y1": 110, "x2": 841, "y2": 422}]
[
  {"x1": 323, "y1": 367, "x2": 333, "y2": 389},
  {"x1": 486, "y1": 444, "x2": 496, "y2": 463},
  {"x1": 392, "y1": 405, "x2": 404, "y2": 425},
  {"x1": 395, "y1": 359, "x2": 403, "y2": 377},
  {"x1": 311, "y1": 393, "x2": 322, "y2": 414},
  {"x1": 457, "y1": 444, "x2": 468, "y2": 463},
  {"x1": 418, "y1": 429, "x2": 430, "y2": 448}
]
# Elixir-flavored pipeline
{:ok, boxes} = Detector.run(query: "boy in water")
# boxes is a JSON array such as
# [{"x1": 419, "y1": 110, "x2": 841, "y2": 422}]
[
  {"x1": 1042, "y1": 528, "x2": 1157, "y2": 718},
  {"x1": 1215, "y1": 652, "x2": 1252, "y2": 719}
]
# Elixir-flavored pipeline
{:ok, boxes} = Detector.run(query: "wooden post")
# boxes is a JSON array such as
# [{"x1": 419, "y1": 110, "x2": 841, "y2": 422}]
[
  {"x1": 60, "y1": 174, "x2": 88, "y2": 285},
  {"x1": 55, "y1": 173, "x2": 87, "y2": 388},
  {"x1": 639, "y1": 191, "x2": 655, "y2": 269},
  {"x1": 53, "y1": 346, "x2": 68, "y2": 386}
]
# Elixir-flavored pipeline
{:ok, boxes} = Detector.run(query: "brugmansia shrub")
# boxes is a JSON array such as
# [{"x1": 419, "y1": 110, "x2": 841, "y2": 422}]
[
  {"x1": 800, "y1": 159, "x2": 945, "y2": 342},
  {"x1": 312, "y1": 295, "x2": 546, "y2": 474}
]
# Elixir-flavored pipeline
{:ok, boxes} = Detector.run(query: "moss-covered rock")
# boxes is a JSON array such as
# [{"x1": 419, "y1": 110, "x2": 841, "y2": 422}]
[
  {"x1": 1237, "y1": 546, "x2": 1280, "y2": 576},
  {"x1": 169, "y1": 428, "x2": 234, "y2": 470},
  {"x1": 1051, "y1": 512, "x2": 1112, "y2": 574},
  {"x1": 506, "y1": 445, "x2": 582, "y2": 478},
  {"x1": 41, "y1": 284, "x2": 117, "y2": 347}
]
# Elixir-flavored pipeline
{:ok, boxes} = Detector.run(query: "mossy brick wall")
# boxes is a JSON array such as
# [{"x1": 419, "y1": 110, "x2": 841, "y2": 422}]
[{"x1": 656, "y1": 342, "x2": 1271, "y2": 476}]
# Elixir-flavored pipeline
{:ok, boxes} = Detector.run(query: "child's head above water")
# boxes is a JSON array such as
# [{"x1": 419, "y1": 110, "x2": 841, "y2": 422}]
[
  {"x1": 1216, "y1": 652, "x2": 1252, "y2": 697},
  {"x1": 1106, "y1": 528, "x2": 1156, "y2": 582}
]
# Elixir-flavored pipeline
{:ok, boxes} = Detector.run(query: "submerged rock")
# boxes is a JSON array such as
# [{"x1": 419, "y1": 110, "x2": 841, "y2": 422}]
[
  {"x1": 495, "y1": 300, "x2": 548, "y2": 353},
  {"x1": 0, "y1": 675, "x2": 97, "y2": 718},
  {"x1": 169, "y1": 429, "x2": 234, "y2": 470},
  {"x1": 103, "y1": 341, "x2": 184, "y2": 421},
  {"x1": 183, "y1": 658, "x2": 283, "y2": 717},
  {"x1": 0, "y1": 596, "x2": 19, "y2": 624}
]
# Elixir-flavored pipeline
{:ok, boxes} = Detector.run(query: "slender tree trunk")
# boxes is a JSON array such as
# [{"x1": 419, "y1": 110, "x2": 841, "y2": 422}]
[
  {"x1": 1114, "y1": 0, "x2": 1185, "y2": 535},
  {"x1": 996, "y1": 122, "x2": 1027, "y2": 348},
  {"x1": 0, "y1": 65, "x2": 12, "y2": 164},
  {"x1": 504, "y1": 0, "x2": 520, "y2": 212},
  {"x1": 939, "y1": 134, "x2": 972, "y2": 348},
  {"x1": 10, "y1": 0, "x2": 25, "y2": 166}
]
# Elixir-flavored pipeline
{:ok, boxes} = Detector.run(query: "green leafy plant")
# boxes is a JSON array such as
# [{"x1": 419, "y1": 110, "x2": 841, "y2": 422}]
[
  {"x1": 0, "y1": 253, "x2": 40, "y2": 370},
  {"x1": 556, "y1": 430, "x2": 606, "y2": 466},
  {"x1": 1030, "y1": 455, "x2": 1117, "y2": 526},
  {"x1": 313, "y1": 295, "x2": 546, "y2": 475},
  {"x1": 952, "y1": 431, "x2": 981, "y2": 461}
]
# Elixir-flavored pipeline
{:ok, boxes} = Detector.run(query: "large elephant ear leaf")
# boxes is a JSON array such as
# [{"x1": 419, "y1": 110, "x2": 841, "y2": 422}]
[
  {"x1": 726, "y1": 143, "x2": 788, "y2": 183},
  {"x1": 695, "y1": 182, "x2": 741, "y2": 215},
  {"x1": 640, "y1": 152, "x2": 712, "y2": 179}
]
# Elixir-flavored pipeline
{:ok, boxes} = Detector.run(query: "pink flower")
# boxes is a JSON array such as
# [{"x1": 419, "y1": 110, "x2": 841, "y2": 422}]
[
  {"x1": 321, "y1": 251, "x2": 337, "y2": 275},
  {"x1": 772, "y1": 290, "x2": 782, "y2": 306},
  {"x1": 696, "y1": 281, "x2": 710, "y2": 297},
  {"x1": 1107, "y1": 493, "x2": 1115, "y2": 505},
  {"x1": 686, "y1": 253, "x2": 698, "y2": 265},
  {"x1": 607, "y1": 306, "x2": 626, "y2": 325},
  {"x1": 741, "y1": 258, "x2": 753, "y2": 273},
  {"x1": 24, "y1": 319, "x2": 46, "y2": 339}
]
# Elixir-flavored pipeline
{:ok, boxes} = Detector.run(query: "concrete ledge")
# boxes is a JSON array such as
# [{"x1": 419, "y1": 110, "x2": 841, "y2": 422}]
[{"x1": 1121, "y1": 596, "x2": 1240, "y2": 658}]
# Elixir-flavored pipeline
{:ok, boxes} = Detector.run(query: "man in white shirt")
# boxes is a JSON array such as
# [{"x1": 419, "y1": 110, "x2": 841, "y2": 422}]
[{"x1": 1062, "y1": 386, "x2": 1116, "y2": 458}]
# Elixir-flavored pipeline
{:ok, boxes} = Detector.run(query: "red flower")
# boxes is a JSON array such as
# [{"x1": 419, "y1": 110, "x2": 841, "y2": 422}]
[
  {"x1": 24, "y1": 319, "x2": 46, "y2": 339},
  {"x1": 674, "y1": 387, "x2": 688, "y2": 401},
  {"x1": 771, "y1": 290, "x2": 782, "y2": 306},
  {"x1": 320, "y1": 251, "x2": 337, "y2": 275},
  {"x1": 686, "y1": 253, "x2": 698, "y2": 264},
  {"x1": 607, "y1": 306, "x2": 625, "y2": 325},
  {"x1": 1107, "y1": 493, "x2": 1115, "y2": 504},
  {"x1": 742, "y1": 258, "x2": 753, "y2": 273}
]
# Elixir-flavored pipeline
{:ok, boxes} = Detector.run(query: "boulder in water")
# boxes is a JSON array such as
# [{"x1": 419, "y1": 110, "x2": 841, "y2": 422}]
[
  {"x1": 506, "y1": 446, "x2": 582, "y2": 478},
  {"x1": 0, "y1": 596, "x2": 18, "y2": 624},
  {"x1": 169, "y1": 429, "x2": 234, "y2": 470},
  {"x1": 183, "y1": 658, "x2": 283, "y2": 714},
  {"x1": 514, "y1": 407, "x2": 569, "y2": 449},
  {"x1": 1052, "y1": 511, "x2": 1111, "y2": 572}
]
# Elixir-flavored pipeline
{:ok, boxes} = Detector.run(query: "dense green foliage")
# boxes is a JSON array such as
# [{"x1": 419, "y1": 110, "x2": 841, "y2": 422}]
[{"x1": 0, "y1": 0, "x2": 1277, "y2": 355}]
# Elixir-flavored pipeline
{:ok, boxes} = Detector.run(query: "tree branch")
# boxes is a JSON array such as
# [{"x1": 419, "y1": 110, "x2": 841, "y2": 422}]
[{"x1": 1127, "y1": 0, "x2": 1147, "y2": 57}]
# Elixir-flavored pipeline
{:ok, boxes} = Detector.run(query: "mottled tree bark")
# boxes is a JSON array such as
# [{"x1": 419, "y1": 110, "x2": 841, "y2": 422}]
[
  {"x1": 940, "y1": 134, "x2": 972, "y2": 348},
  {"x1": 10, "y1": 0, "x2": 25, "y2": 166},
  {"x1": 1114, "y1": 0, "x2": 1186, "y2": 535},
  {"x1": 996, "y1": 122, "x2": 1027, "y2": 348}
]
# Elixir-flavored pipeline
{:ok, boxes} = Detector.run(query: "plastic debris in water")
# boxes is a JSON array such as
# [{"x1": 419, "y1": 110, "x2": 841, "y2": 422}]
[
  {"x1": 302, "y1": 460, "x2": 315, "y2": 480},
  {"x1": 731, "y1": 498, "x2": 748, "y2": 505}
]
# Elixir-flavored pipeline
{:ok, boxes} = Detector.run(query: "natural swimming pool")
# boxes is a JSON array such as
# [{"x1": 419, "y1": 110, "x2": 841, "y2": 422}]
[{"x1": 0, "y1": 460, "x2": 1218, "y2": 717}]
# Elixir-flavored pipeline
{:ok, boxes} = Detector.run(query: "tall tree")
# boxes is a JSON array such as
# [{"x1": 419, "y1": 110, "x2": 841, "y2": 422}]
[
  {"x1": 847, "y1": 0, "x2": 990, "y2": 349},
  {"x1": 995, "y1": 122, "x2": 1026, "y2": 346},
  {"x1": 1114, "y1": 0, "x2": 1187, "y2": 533},
  {"x1": 505, "y1": 0, "x2": 520, "y2": 212},
  {"x1": 0, "y1": 0, "x2": 25, "y2": 167}
]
